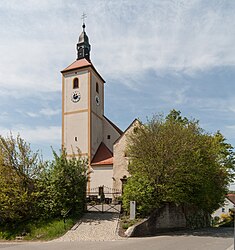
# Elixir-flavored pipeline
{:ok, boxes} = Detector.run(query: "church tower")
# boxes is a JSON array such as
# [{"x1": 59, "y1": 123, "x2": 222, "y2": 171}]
[{"x1": 61, "y1": 21, "x2": 122, "y2": 191}]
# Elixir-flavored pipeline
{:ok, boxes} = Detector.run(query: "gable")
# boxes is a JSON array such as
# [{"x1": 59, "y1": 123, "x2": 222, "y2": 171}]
[{"x1": 114, "y1": 118, "x2": 140, "y2": 145}]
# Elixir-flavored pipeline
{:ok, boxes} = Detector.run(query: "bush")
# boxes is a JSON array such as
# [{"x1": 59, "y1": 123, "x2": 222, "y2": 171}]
[
  {"x1": 123, "y1": 110, "x2": 235, "y2": 216},
  {"x1": 0, "y1": 134, "x2": 88, "y2": 228}
]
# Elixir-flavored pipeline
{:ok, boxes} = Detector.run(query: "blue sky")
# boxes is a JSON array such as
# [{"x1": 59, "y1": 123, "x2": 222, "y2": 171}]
[{"x1": 0, "y1": 1, "x2": 235, "y2": 172}]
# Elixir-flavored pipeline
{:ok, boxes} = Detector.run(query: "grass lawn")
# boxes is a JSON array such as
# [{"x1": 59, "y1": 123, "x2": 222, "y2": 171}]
[{"x1": 0, "y1": 216, "x2": 78, "y2": 241}]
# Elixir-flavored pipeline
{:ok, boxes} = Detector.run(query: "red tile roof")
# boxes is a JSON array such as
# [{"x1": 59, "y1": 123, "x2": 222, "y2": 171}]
[
  {"x1": 226, "y1": 194, "x2": 235, "y2": 204},
  {"x1": 61, "y1": 58, "x2": 91, "y2": 72},
  {"x1": 91, "y1": 142, "x2": 113, "y2": 166},
  {"x1": 61, "y1": 58, "x2": 105, "y2": 83}
]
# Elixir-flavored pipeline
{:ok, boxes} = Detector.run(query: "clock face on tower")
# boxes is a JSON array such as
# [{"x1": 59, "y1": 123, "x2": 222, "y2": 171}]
[{"x1": 71, "y1": 91, "x2": 81, "y2": 103}]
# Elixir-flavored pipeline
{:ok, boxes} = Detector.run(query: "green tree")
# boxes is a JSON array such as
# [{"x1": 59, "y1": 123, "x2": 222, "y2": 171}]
[
  {"x1": 123, "y1": 110, "x2": 235, "y2": 216},
  {"x1": 0, "y1": 134, "x2": 88, "y2": 225},
  {"x1": 37, "y1": 150, "x2": 88, "y2": 218},
  {"x1": 0, "y1": 134, "x2": 42, "y2": 223}
]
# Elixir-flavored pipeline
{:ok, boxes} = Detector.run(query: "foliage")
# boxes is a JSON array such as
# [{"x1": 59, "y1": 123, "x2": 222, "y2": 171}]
[
  {"x1": 211, "y1": 216, "x2": 220, "y2": 227},
  {"x1": 120, "y1": 215, "x2": 142, "y2": 230},
  {"x1": 122, "y1": 173, "x2": 159, "y2": 216},
  {"x1": 37, "y1": 149, "x2": 88, "y2": 218},
  {"x1": 123, "y1": 110, "x2": 235, "y2": 215},
  {"x1": 0, "y1": 216, "x2": 77, "y2": 240},
  {"x1": 0, "y1": 134, "x2": 42, "y2": 223},
  {"x1": 0, "y1": 134, "x2": 88, "y2": 230}
]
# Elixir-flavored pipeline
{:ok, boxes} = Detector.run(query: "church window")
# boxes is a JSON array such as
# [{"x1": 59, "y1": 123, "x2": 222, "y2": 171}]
[
  {"x1": 73, "y1": 78, "x2": 79, "y2": 89},
  {"x1": 107, "y1": 135, "x2": 111, "y2": 139},
  {"x1": 96, "y1": 82, "x2": 99, "y2": 93},
  {"x1": 75, "y1": 137, "x2": 78, "y2": 141}
]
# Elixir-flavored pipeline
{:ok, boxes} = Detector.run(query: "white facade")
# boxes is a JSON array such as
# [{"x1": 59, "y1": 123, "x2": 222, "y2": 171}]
[
  {"x1": 212, "y1": 198, "x2": 234, "y2": 219},
  {"x1": 90, "y1": 165, "x2": 113, "y2": 190}
]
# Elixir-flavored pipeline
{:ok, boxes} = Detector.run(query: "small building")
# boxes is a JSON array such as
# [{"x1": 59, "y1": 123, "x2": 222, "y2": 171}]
[{"x1": 212, "y1": 194, "x2": 235, "y2": 219}]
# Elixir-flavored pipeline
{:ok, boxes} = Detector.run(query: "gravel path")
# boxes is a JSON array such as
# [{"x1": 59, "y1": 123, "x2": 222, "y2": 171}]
[{"x1": 55, "y1": 213, "x2": 122, "y2": 242}]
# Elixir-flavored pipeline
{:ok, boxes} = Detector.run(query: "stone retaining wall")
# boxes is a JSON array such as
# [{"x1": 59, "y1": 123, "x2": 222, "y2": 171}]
[{"x1": 126, "y1": 203, "x2": 210, "y2": 237}]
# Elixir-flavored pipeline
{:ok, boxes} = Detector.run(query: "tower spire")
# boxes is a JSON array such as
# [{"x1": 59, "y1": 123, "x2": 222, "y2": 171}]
[{"x1": 77, "y1": 13, "x2": 91, "y2": 61}]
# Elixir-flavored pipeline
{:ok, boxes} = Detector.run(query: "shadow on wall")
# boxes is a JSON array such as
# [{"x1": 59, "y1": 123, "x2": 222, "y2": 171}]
[{"x1": 126, "y1": 203, "x2": 212, "y2": 237}]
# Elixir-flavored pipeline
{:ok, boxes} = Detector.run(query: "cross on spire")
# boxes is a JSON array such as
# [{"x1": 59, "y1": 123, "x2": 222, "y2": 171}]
[{"x1": 81, "y1": 12, "x2": 87, "y2": 31}]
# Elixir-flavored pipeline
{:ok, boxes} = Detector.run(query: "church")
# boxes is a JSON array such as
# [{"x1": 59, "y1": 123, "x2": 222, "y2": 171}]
[{"x1": 61, "y1": 22, "x2": 138, "y2": 194}]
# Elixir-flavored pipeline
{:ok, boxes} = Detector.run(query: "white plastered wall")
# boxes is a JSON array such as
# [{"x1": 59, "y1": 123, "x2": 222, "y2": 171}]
[
  {"x1": 90, "y1": 70, "x2": 104, "y2": 158},
  {"x1": 64, "y1": 70, "x2": 89, "y2": 112},
  {"x1": 91, "y1": 113, "x2": 103, "y2": 158},
  {"x1": 62, "y1": 69, "x2": 89, "y2": 155},
  {"x1": 212, "y1": 198, "x2": 234, "y2": 219},
  {"x1": 90, "y1": 165, "x2": 113, "y2": 190},
  {"x1": 91, "y1": 71, "x2": 104, "y2": 117},
  {"x1": 64, "y1": 112, "x2": 88, "y2": 155},
  {"x1": 103, "y1": 118, "x2": 122, "y2": 153}
]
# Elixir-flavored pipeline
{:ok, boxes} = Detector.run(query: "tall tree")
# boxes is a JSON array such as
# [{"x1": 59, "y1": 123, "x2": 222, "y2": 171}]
[
  {"x1": 37, "y1": 150, "x2": 88, "y2": 218},
  {"x1": 0, "y1": 134, "x2": 42, "y2": 223},
  {"x1": 123, "y1": 110, "x2": 235, "y2": 215}
]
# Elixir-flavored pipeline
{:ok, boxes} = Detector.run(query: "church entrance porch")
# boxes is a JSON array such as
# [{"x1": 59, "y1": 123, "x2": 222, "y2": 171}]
[{"x1": 86, "y1": 186, "x2": 122, "y2": 213}]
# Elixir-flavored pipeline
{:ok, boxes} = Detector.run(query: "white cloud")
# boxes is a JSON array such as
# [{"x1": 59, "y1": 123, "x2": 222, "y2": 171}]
[
  {"x1": 0, "y1": 125, "x2": 61, "y2": 144},
  {"x1": 17, "y1": 107, "x2": 60, "y2": 118},
  {"x1": 39, "y1": 108, "x2": 61, "y2": 116},
  {"x1": 0, "y1": 0, "x2": 234, "y2": 95},
  {"x1": 0, "y1": 0, "x2": 235, "y2": 154},
  {"x1": 26, "y1": 112, "x2": 39, "y2": 118},
  {"x1": 160, "y1": 86, "x2": 190, "y2": 105}
]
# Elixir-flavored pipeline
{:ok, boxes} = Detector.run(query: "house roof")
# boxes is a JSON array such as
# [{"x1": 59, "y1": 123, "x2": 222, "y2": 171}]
[
  {"x1": 61, "y1": 58, "x2": 105, "y2": 83},
  {"x1": 226, "y1": 194, "x2": 235, "y2": 204},
  {"x1": 91, "y1": 142, "x2": 113, "y2": 166},
  {"x1": 103, "y1": 116, "x2": 123, "y2": 135}
]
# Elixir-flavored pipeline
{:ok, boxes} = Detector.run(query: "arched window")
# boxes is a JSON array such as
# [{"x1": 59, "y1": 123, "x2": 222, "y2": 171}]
[
  {"x1": 96, "y1": 82, "x2": 99, "y2": 93},
  {"x1": 73, "y1": 78, "x2": 79, "y2": 89}
]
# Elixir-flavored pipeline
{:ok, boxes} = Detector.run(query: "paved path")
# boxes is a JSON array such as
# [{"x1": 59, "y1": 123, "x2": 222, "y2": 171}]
[{"x1": 55, "y1": 212, "x2": 122, "y2": 242}]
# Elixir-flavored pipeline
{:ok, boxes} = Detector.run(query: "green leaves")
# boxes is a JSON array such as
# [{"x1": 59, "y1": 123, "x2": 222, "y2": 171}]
[
  {"x1": 36, "y1": 149, "x2": 88, "y2": 218},
  {"x1": 123, "y1": 110, "x2": 235, "y2": 216},
  {"x1": 0, "y1": 135, "x2": 42, "y2": 223},
  {"x1": 0, "y1": 134, "x2": 88, "y2": 226}
]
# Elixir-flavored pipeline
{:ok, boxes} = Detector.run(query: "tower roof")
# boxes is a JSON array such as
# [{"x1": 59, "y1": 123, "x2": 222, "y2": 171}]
[
  {"x1": 61, "y1": 58, "x2": 105, "y2": 83},
  {"x1": 78, "y1": 24, "x2": 89, "y2": 44},
  {"x1": 76, "y1": 22, "x2": 91, "y2": 61},
  {"x1": 61, "y1": 58, "x2": 91, "y2": 72},
  {"x1": 61, "y1": 18, "x2": 105, "y2": 82}
]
